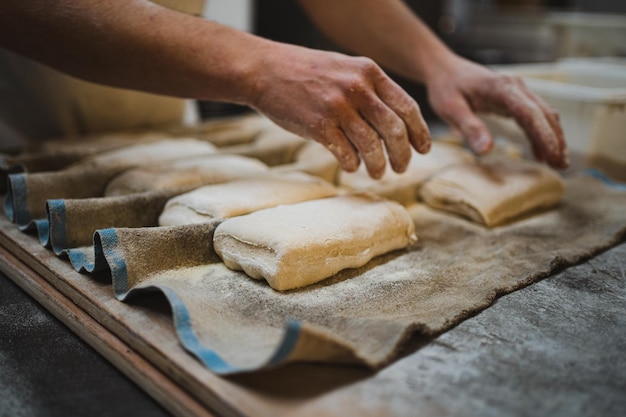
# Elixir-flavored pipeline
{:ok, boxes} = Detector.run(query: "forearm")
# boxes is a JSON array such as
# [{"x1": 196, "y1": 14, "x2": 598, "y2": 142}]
[
  {"x1": 298, "y1": 0, "x2": 457, "y2": 85},
  {"x1": 0, "y1": 0, "x2": 266, "y2": 103}
]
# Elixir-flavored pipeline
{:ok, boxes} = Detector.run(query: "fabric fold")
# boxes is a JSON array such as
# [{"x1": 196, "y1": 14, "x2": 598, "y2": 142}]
[
  {"x1": 5, "y1": 165, "x2": 123, "y2": 227},
  {"x1": 60, "y1": 175, "x2": 624, "y2": 373},
  {"x1": 2, "y1": 122, "x2": 626, "y2": 376},
  {"x1": 46, "y1": 190, "x2": 179, "y2": 256}
]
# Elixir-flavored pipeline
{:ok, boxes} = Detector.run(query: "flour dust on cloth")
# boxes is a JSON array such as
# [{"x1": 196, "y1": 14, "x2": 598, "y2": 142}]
[
  {"x1": 86, "y1": 175, "x2": 625, "y2": 373},
  {"x1": 2, "y1": 116, "x2": 626, "y2": 374}
]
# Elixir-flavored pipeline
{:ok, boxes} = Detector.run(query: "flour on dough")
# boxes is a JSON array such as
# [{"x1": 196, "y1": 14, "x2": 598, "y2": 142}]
[
  {"x1": 271, "y1": 140, "x2": 341, "y2": 184},
  {"x1": 213, "y1": 194, "x2": 417, "y2": 291},
  {"x1": 72, "y1": 138, "x2": 218, "y2": 172},
  {"x1": 339, "y1": 141, "x2": 474, "y2": 205},
  {"x1": 419, "y1": 156, "x2": 565, "y2": 227},
  {"x1": 219, "y1": 123, "x2": 307, "y2": 166},
  {"x1": 158, "y1": 171, "x2": 338, "y2": 226},
  {"x1": 104, "y1": 154, "x2": 268, "y2": 196}
]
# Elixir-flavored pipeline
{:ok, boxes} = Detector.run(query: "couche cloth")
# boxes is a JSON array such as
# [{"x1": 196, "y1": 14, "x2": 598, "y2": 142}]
[{"x1": 2, "y1": 147, "x2": 625, "y2": 374}]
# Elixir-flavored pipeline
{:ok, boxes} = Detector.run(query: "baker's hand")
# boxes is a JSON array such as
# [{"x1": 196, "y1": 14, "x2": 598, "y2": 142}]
[
  {"x1": 426, "y1": 56, "x2": 568, "y2": 169},
  {"x1": 247, "y1": 43, "x2": 431, "y2": 178}
]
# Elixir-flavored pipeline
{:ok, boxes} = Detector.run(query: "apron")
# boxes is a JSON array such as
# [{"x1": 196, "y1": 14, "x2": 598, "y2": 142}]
[{"x1": 0, "y1": 0, "x2": 206, "y2": 153}]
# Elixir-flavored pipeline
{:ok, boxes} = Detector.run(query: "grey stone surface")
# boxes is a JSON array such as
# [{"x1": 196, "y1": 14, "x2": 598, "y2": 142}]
[{"x1": 0, "y1": 273, "x2": 170, "y2": 417}]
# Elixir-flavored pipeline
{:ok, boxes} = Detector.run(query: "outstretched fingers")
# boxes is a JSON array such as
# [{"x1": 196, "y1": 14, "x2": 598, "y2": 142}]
[
  {"x1": 433, "y1": 92, "x2": 493, "y2": 155},
  {"x1": 375, "y1": 75, "x2": 431, "y2": 158},
  {"x1": 482, "y1": 77, "x2": 569, "y2": 169}
]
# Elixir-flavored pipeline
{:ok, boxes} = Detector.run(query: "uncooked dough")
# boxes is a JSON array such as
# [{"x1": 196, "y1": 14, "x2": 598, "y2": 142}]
[
  {"x1": 339, "y1": 141, "x2": 475, "y2": 205},
  {"x1": 71, "y1": 138, "x2": 217, "y2": 171},
  {"x1": 419, "y1": 156, "x2": 565, "y2": 227},
  {"x1": 213, "y1": 194, "x2": 417, "y2": 291},
  {"x1": 219, "y1": 124, "x2": 307, "y2": 166},
  {"x1": 104, "y1": 154, "x2": 268, "y2": 196},
  {"x1": 158, "y1": 171, "x2": 339, "y2": 226},
  {"x1": 271, "y1": 140, "x2": 341, "y2": 184}
]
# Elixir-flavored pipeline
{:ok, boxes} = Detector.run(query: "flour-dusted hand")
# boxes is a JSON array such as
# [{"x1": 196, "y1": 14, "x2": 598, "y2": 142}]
[
  {"x1": 300, "y1": 0, "x2": 569, "y2": 171},
  {"x1": 426, "y1": 57, "x2": 568, "y2": 169},
  {"x1": 247, "y1": 42, "x2": 431, "y2": 179},
  {"x1": 1, "y1": 0, "x2": 567, "y2": 173}
]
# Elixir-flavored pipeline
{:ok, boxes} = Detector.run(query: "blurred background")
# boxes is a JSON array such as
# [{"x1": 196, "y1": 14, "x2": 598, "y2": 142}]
[
  {"x1": 201, "y1": 0, "x2": 626, "y2": 178},
  {"x1": 201, "y1": 0, "x2": 626, "y2": 121}
]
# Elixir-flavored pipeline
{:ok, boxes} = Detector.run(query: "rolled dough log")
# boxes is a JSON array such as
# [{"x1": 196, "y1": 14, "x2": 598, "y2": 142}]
[
  {"x1": 339, "y1": 141, "x2": 475, "y2": 205},
  {"x1": 104, "y1": 154, "x2": 268, "y2": 196},
  {"x1": 419, "y1": 156, "x2": 565, "y2": 227},
  {"x1": 214, "y1": 194, "x2": 418, "y2": 291},
  {"x1": 158, "y1": 171, "x2": 338, "y2": 226}
]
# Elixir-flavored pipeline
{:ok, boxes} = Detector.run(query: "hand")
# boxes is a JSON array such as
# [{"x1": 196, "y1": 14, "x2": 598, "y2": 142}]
[
  {"x1": 247, "y1": 42, "x2": 431, "y2": 178},
  {"x1": 426, "y1": 56, "x2": 568, "y2": 169}
]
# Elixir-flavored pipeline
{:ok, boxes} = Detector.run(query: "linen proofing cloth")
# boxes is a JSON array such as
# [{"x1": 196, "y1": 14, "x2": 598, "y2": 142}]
[{"x1": 3, "y1": 141, "x2": 626, "y2": 375}]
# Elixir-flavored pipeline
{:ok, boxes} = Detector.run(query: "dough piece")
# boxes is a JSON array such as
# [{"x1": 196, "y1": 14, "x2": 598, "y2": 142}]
[
  {"x1": 419, "y1": 156, "x2": 565, "y2": 227},
  {"x1": 168, "y1": 112, "x2": 274, "y2": 147},
  {"x1": 158, "y1": 171, "x2": 338, "y2": 226},
  {"x1": 339, "y1": 142, "x2": 475, "y2": 205},
  {"x1": 71, "y1": 138, "x2": 217, "y2": 171},
  {"x1": 220, "y1": 124, "x2": 307, "y2": 166},
  {"x1": 271, "y1": 140, "x2": 341, "y2": 184},
  {"x1": 214, "y1": 194, "x2": 417, "y2": 291},
  {"x1": 104, "y1": 154, "x2": 268, "y2": 196},
  {"x1": 38, "y1": 130, "x2": 169, "y2": 156}
]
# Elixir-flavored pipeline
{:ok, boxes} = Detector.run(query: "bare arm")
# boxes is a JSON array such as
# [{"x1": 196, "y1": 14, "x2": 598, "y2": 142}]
[
  {"x1": 299, "y1": 0, "x2": 568, "y2": 169},
  {"x1": 0, "y1": 0, "x2": 432, "y2": 178},
  {"x1": 0, "y1": 0, "x2": 261, "y2": 101}
]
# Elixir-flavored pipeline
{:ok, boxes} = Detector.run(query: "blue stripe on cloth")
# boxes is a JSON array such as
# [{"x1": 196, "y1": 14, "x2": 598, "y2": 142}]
[
  {"x1": 157, "y1": 286, "x2": 303, "y2": 375},
  {"x1": 5, "y1": 173, "x2": 29, "y2": 224},
  {"x1": 67, "y1": 247, "x2": 96, "y2": 273},
  {"x1": 68, "y1": 231, "x2": 111, "y2": 274},
  {"x1": 94, "y1": 229, "x2": 127, "y2": 292},
  {"x1": 584, "y1": 168, "x2": 626, "y2": 191},
  {"x1": 266, "y1": 320, "x2": 302, "y2": 367},
  {"x1": 157, "y1": 286, "x2": 238, "y2": 375},
  {"x1": 34, "y1": 219, "x2": 51, "y2": 247},
  {"x1": 47, "y1": 199, "x2": 68, "y2": 254},
  {"x1": 93, "y1": 228, "x2": 303, "y2": 373}
]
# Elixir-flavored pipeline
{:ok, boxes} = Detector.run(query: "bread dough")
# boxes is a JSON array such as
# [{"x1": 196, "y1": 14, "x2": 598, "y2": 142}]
[
  {"x1": 271, "y1": 140, "x2": 341, "y2": 184},
  {"x1": 168, "y1": 113, "x2": 274, "y2": 147},
  {"x1": 339, "y1": 141, "x2": 475, "y2": 205},
  {"x1": 419, "y1": 156, "x2": 565, "y2": 227},
  {"x1": 158, "y1": 171, "x2": 338, "y2": 226},
  {"x1": 213, "y1": 194, "x2": 417, "y2": 291},
  {"x1": 219, "y1": 124, "x2": 307, "y2": 166},
  {"x1": 72, "y1": 138, "x2": 218, "y2": 171},
  {"x1": 104, "y1": 153, "x2": 268, "y2": 196}
]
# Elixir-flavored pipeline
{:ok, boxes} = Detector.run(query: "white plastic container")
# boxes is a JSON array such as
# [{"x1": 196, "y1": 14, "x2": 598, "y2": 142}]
[{"x1": 484, "y1": 58, "x2": 626, "y2": 180}]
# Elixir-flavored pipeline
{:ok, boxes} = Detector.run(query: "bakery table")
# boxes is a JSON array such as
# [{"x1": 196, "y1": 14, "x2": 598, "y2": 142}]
[
  {"x1": 1, "y1": 227, "x2": 625, "y2": 417},
  {"x1": 0, "y1": 271, "x2": 170, "y2": 417}
]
